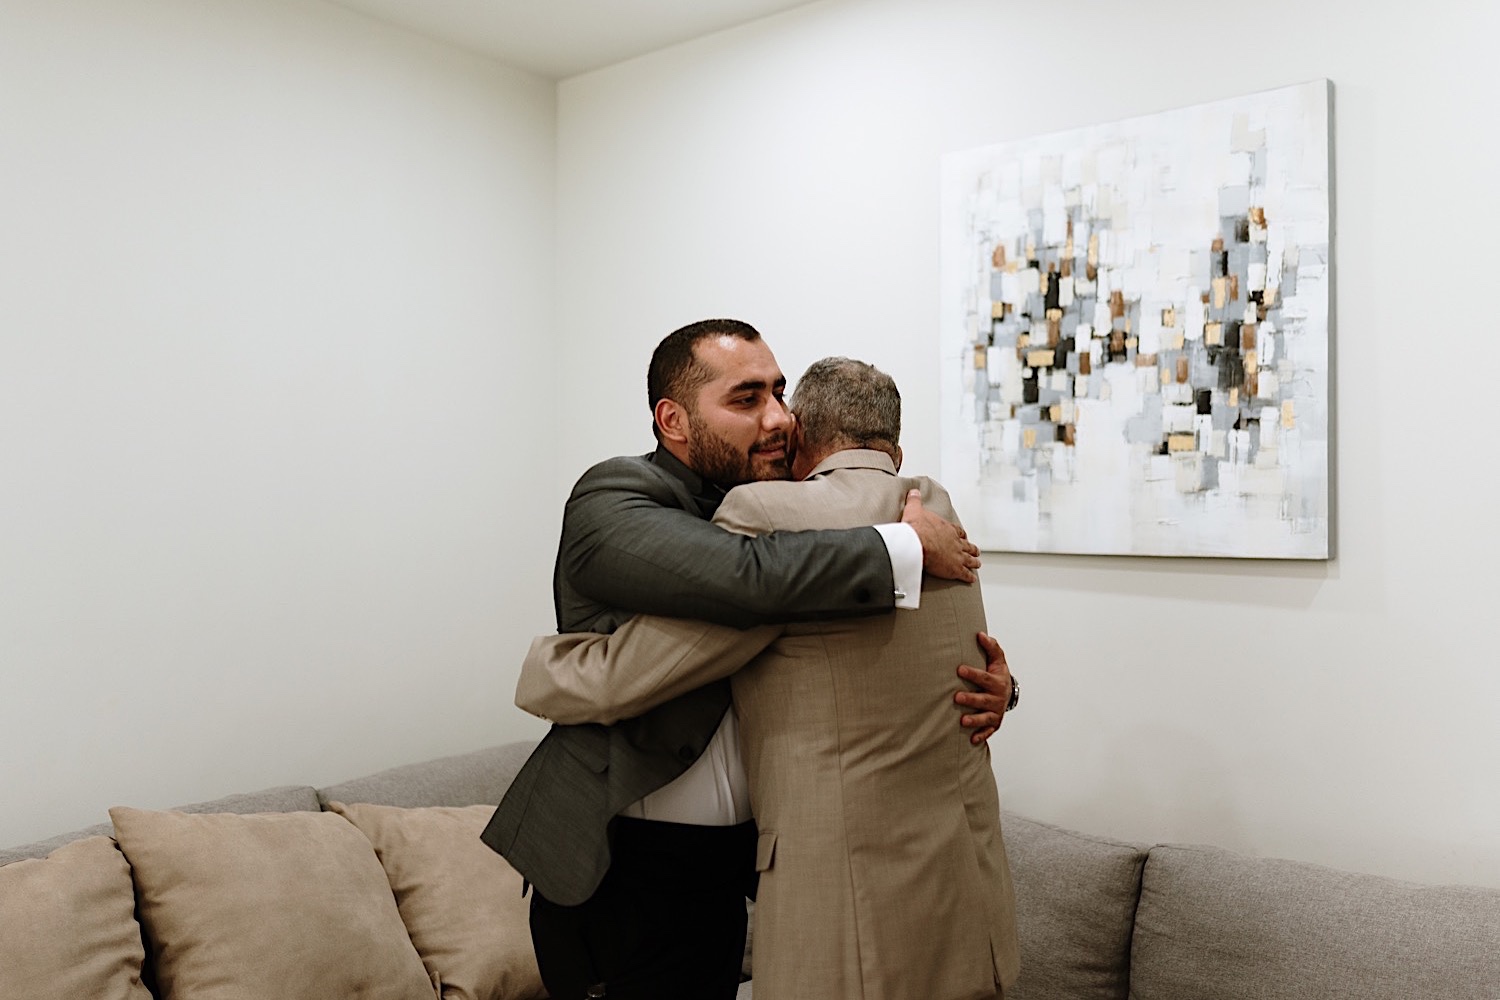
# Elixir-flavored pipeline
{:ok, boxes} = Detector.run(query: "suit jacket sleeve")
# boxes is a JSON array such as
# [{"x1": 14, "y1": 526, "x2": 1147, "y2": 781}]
[
  {"x1": 560, "y1": 457, "x2": 895, "y2": 629},
  {"x1": 516, "y1": 617, "x2": 782, "y2": 724},
  {"x1": 517, "y1": 468, "x2": 793, "y2": 725}
]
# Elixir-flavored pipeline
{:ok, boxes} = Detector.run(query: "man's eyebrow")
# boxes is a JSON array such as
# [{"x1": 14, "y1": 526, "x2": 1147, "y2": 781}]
[{"x1": 728, "y1": 377, "x2": 783, "y2": 394}]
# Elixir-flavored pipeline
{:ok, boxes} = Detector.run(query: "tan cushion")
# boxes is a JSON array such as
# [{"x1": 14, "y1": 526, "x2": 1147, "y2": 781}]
[
  {"x1": 329, "y1": 802, "x2": 545, "y2": 1000},
  {"x1": 0, "y1": 836, "x2": 153, "y2": 1000},
  {"x1": 109, "y1": 806, "x2": 437, "y2": 1000}
]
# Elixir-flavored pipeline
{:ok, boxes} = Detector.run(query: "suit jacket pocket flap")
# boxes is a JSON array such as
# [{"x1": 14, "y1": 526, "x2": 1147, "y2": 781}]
[{"x1": 755, "y1": 830, "x2": 777, "y2": 872}]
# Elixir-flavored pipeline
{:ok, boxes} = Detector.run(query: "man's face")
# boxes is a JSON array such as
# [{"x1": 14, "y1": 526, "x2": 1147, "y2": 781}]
[{"x1": 682, "y1": 335, "x2": 794, "y2": 487}]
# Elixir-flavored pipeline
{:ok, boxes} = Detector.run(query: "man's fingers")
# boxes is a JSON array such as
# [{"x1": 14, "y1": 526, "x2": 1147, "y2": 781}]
[
  {"x1": 959, "y1": 709, "x2": 1002, "y2": 741},
  {"x1": 958, "y1": 643, "x2": 1011, "y2": 744},
  {"x1": 976, "y1": 632, "x2": 1005, "y2": 668},
  {"x1": 901, "y1": 488, "x2": 924, "y2": 522},
  {"x1": 909, "y1": 493, "x2": 983, "y2": 584},
  {"x1": 955, "y1": 687, "x2": 1007, "y2": 711},
  {"x1": 957, "y1": 663, "x2": 1003, "y2": 692}
]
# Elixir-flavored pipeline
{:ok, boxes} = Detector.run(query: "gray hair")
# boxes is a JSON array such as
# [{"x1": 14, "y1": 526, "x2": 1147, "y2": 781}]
[{"x1": 791, "y1": 357, "x2": 901, "y2": 458}]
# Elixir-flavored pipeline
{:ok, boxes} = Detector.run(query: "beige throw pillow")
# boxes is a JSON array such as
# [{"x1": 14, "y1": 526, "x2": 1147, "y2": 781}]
[
  {"x1": 0, "y1": 836, "x2": 153, "y2": 1000},
  {"x1": 108, "y1": 806, "x2": 437, "y2": 1000},
  {"x1": 329, "y1": 802, "x2": 546, "y2": 1000}
]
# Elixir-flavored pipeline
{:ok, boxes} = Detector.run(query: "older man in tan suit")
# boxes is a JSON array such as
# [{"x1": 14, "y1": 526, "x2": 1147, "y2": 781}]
[{"x1": 517, "y1": 357, "x2": 1020, "y2": 999}]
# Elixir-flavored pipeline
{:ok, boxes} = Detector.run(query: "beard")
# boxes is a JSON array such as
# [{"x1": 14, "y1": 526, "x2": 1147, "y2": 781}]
[{"x1": 687, "y1": 410, "x2": 792, "y2": 487}]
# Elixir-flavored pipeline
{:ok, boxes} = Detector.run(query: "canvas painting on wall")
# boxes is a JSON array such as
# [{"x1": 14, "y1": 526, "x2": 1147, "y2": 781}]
[{"x1": 939, "y1": 80, "x2": 1331, "y2": 559}]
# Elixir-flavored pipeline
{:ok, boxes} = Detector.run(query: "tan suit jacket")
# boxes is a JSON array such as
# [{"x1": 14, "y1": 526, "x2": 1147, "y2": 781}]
[{"x1": 516, "y1": 450, "x2": 1020, "y2": 1000}]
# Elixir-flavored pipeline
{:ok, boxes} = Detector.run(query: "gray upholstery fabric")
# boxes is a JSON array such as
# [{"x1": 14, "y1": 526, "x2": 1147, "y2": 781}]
[
  {"x1": 174, "y1": 785, "x2": 321, "y2": 816},
  {"x1": 316, "y1": 741, "x2": 540, "y2": 809},
  {"x1": 0, "y1": 787, "x2": 319, "y2": 867},
  {"x1": 1002, "y1": 811, "x2": 1147, "y2": 1000},
  {"x1": 2, "y1": 744, "x2": 539, "y2": 865},
  {"x1": 0, "y1": 822, "x2": 115, "y2": 867},
  {"x1": 743, "y1": 898, "x2": 755, "y2": 977},
  {"x1": 1130, "y1": 843, "x2": 1500, "y2": 1000}
]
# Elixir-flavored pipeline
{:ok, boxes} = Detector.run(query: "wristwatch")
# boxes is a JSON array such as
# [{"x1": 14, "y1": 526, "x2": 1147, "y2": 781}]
[{"x1": 1006, "y1": 675, "x2": 1020, "y2": 712}]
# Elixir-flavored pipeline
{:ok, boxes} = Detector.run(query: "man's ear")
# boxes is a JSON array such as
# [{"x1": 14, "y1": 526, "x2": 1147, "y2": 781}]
[
  {"x1": 893, "y1": 445, "x2": 903, "y2": 473},
  {"x1": 654, "y1": 398, "x2": 689, "y2": 445}
]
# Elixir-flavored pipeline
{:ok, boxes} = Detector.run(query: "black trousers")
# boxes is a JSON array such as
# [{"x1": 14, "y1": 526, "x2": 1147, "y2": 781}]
[{"x1": 529, "y1": 816, "x2": 757, "y2": 1000}]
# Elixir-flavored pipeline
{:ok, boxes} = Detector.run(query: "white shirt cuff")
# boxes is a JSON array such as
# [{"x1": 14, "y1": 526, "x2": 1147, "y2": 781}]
[{"x1": 872, "y1": 522, "x2": 922, "y2": 610}]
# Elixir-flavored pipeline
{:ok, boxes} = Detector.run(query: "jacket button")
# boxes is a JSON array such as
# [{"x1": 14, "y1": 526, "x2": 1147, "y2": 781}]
[
  {"x1": 678, "y1": 745, "x2": 697, "y2": 763},
  {"x1": 855, "y1": 587, "x2": 871, "y2": 603}
]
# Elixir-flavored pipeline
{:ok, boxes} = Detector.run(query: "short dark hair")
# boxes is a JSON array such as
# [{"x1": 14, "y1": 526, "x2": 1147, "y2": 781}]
[
  {"x1": 647, "y1": 319, "x2": 762, "y2": 439},
  {"x1": 791, "y1": 357, "x2": 901, "y2": 458}
]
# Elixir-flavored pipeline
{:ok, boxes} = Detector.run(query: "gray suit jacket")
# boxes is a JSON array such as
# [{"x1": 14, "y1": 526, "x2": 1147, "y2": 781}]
[{"x1": 481, "y1": 447, "x2": 896, "y2": 905}]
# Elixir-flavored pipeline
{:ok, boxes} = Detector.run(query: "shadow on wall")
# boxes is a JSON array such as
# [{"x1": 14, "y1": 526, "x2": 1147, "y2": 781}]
[{"x1": 983, "y1": 550, "x2": 1329, "y2": 611}]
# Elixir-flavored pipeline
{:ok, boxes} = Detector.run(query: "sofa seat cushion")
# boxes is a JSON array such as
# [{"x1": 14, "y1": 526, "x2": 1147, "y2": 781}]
[
  {"x1": 109, "y1": 806, "x2": 437, "y2": 1000},
  {"x1": 329, "y1": 801, "x2": 545, "y2": 1000},
  {"x1": 1000, "y1": 812, "x2": 1147, "y2": 1000},
  {"x1": 0, "y1": 836, "x2": 153, "y2": 1000},
  {"x1": 1131, "y1": 843, "x2": 1500, "y2": 1000}
]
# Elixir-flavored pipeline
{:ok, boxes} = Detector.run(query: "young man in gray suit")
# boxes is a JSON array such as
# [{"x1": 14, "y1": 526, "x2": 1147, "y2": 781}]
[
  {"x1": 519, "y1": 357, "x2": 1020, "y2": 999},
  {"x1": 482, "y1": 320, "x2": 1013, "y2": 1000}
]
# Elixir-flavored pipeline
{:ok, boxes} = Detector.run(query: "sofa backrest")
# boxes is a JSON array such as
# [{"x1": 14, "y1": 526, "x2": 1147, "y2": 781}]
[
  {"x1": 1002, "y1": 811, "x2": 1148, "y2": 1000},
  {"x1": 0, "y1": 785, "x2": 320, "y2": 867},
  {"x1": 1129, "y1": 843, "x2": 1500, "y2": 1000},
  {"x1": 1, "y1": 740, "x2": 546, "y2": 867},
  {"x1": 315, "y1": 740, "x2": 537, "y2": 809}
]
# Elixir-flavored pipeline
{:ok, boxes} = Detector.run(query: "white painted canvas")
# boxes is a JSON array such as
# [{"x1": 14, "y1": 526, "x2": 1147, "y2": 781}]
[{"x1": 939, "y1": 81, "x2": 1331, "y2": 558}]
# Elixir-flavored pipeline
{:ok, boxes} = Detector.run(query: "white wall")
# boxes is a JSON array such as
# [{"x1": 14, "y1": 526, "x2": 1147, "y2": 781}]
[
  {"x1": 0, "y1": 0, "x2": 557, "y2": 846},
  {"x1": 6, "y1": 0, "x2": 1497, "y2": 888},
  {"x1": 556, "y1": 0, "x2": 1500, "y2": 886}
]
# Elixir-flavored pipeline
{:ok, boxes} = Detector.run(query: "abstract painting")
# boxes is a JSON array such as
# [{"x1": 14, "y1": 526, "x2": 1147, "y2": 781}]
[{"x1": 939, "y1": 80, "x2": 1331, "y2": 558}]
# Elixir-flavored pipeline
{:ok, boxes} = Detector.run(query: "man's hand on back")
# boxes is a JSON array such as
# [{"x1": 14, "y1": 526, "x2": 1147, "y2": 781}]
[
  {"x1": 901, "y1": 489, "x2": 980, "y2": 583},
  {"x1": 955, "y1": 632, "x2": 1014, "y2": 745}
]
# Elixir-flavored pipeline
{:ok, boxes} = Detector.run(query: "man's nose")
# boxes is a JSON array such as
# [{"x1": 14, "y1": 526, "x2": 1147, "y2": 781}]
[{"x1": 765, "y1": 398, "x2": 793, "y2": 433}]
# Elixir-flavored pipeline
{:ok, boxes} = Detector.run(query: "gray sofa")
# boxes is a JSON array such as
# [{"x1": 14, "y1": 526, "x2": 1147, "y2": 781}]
[{"x1": 4, "y1": 739, "x2": 1497, "y2": 999}]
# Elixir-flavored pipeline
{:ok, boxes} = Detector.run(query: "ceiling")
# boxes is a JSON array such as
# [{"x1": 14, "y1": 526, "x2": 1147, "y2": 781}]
[{"x1": 321, "y1": 0, "x2": 824, "y2": 79}]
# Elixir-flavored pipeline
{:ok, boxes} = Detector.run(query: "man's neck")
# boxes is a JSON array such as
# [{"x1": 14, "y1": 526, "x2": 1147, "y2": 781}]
[
  {"x1": 656, "y1": 438, "x2": 741, "y2": 493},
  {"x1": 658, "y1": 438, "x2": 693, "y2": 471},
  {"x1": 795, "y1": 444, "x2": 898, "y2": 481},
  {"x1": 650, "y1": 444, "x2": 726, "y2": 515}
]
